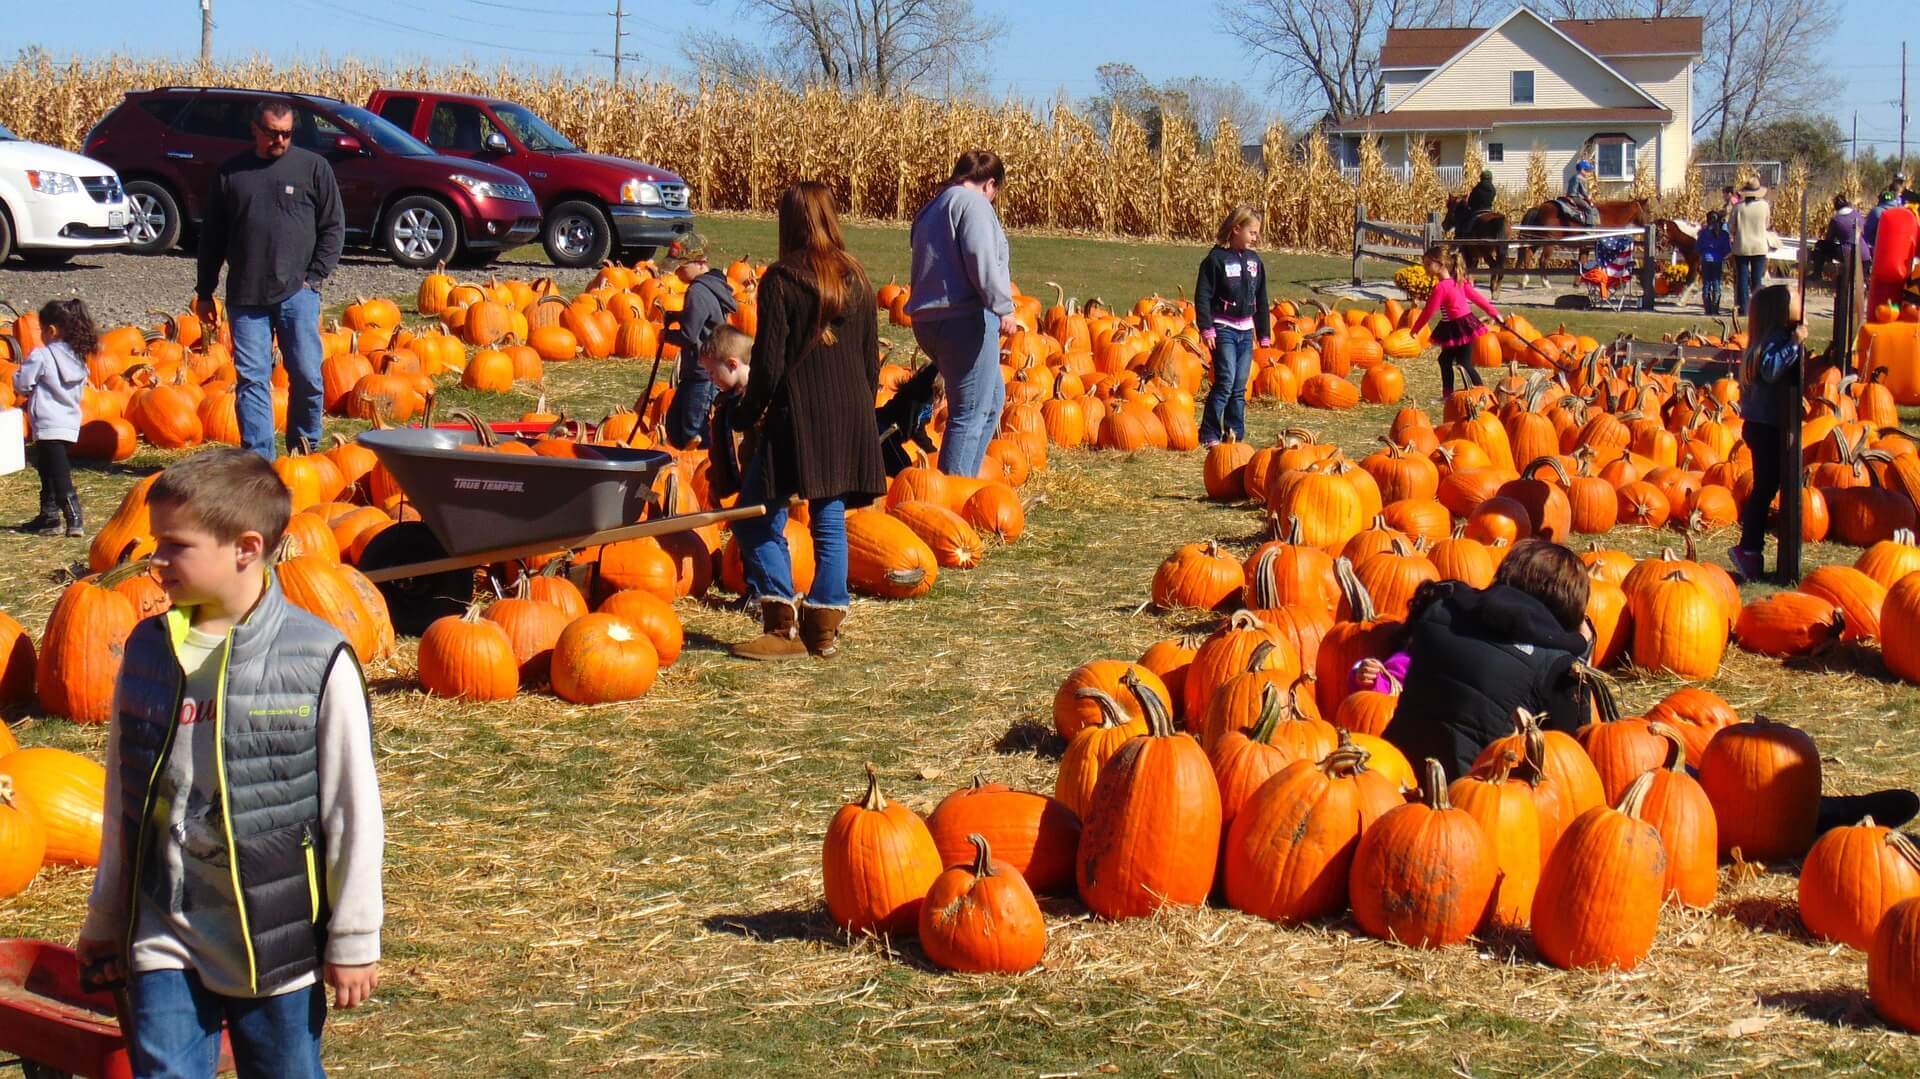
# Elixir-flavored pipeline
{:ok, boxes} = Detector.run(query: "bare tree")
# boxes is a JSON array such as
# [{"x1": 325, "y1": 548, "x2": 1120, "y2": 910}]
[
  {"x1": 1218, "y1": 0, "x2": 1503, "y2": 122},
  {"x1": 683, "y1": 0, "x2": 1004, "y2": 95},
  {"x1": 1165, "y1": 77, "x2": 1272, "y2": 141}
]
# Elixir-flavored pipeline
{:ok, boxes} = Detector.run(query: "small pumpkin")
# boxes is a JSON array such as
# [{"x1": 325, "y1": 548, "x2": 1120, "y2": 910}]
[
  {"x1": 822, "y1": 763, "x2": 943, "y2": 936},
  {"x1": 1798, "y1": 817, "x2": 1920, "y2": 950},
  {"x1": 918, "y1": 834, "x2": 1047, "y2": 973},
  {"x1": 549, "y1": 613, "x2": 659, "y2": 704},
  {"x1": 1348, "y1": 759, "x2": 1498, "y2": 948},
  {"x1": 1531, "y1": 771, "x2": 1668, "y2": 971},
  {"x1": 417, "y1": 602, "x2": 519, "y2": 701}
]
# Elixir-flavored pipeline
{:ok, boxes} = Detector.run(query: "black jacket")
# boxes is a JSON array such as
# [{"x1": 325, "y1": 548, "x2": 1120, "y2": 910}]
[
  {"x1": 730, "y1": 266, "x2": 885, "y2": 505},
  {"x1": 195, "y1": 147, "x2": 345, "y2": 307},
  {"x1": 663, "y1": 269, "x2": 739, "y2": 355},
  {"x1": 1192, "y1": 246, "x2": 1271, "y2": 338},
  {"x1": 1468, "y1": 176, "x2": 1497, "y2": 214},
  {"x1": 1382, "y1": 583, "x2": 1592, "y2": 780}
]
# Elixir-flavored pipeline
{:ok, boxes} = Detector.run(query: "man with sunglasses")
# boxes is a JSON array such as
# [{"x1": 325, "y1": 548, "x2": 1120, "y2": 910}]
[{"x1": 193, "y1": 97, "x2": 344, "y2": 461}]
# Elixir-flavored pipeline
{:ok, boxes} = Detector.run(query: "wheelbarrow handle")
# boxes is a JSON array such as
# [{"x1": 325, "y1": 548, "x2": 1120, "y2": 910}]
[{"x1": 359, "y1": 504, "x2": 770, "y2": 584}]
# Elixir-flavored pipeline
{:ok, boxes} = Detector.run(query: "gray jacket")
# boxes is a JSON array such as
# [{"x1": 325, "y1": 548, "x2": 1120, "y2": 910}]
[
  {"x1": 13, "y1": 341, "x2": 87, "y2": 443},
  {"x1": 906, "y1": 185, "x2": 1013, "y2": 322}
]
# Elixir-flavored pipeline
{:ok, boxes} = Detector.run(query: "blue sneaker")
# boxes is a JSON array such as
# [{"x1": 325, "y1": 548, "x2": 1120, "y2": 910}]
[{"x1": 1728, "y1": 546, "x2": 1764, "y2": 581}]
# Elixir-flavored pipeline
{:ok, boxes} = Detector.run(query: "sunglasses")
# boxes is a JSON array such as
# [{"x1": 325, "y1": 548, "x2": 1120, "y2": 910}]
[{"x1": 253, "y1": 123, "x2": 294, "y2": 142}]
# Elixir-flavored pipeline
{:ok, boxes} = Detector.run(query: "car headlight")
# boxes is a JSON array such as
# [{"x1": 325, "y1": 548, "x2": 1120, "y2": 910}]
[
  {"x1": 27, "y1": 171, "x2": 79, "y2": 196},
  {"x1": 620, "y1": 179, "x2": 662, "y2": 206},
  {"x1": 450, "y1": 174, "x2": 532, "y2": 202}
]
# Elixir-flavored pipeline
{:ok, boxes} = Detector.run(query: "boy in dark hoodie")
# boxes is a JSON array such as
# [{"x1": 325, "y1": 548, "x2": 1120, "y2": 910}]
[{"x1": 659, "y1": 234, "x2": 740, "y2": 448}]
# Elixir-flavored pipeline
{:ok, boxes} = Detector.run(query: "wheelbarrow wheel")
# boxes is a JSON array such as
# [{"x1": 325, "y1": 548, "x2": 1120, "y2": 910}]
[
  {"x1": 356, "y1": 522, "x2": 474, "y2": 637},
  {"x1": 22, "y1": 1063, "x2": 72, "y2": 1079}
]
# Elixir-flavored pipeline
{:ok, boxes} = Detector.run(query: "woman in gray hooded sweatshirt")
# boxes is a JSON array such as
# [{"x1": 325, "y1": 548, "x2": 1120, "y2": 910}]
[{"x1": 907, "y1": 149, "x2": 1015, "y2": 477}]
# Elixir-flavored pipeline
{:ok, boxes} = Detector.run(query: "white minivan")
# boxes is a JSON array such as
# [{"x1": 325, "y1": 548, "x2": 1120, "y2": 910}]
[{"x1": 0, "y1": 120, "x2": 128, "y2": 265}]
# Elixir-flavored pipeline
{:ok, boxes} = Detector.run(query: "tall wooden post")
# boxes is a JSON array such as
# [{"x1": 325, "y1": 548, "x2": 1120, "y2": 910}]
[
  {"x1": 1352, "y1": 202, "x2": 1366, "y2": 286},
  {"x1": 1640, "y1": 223, "x2": 1658, "y2": 310}
]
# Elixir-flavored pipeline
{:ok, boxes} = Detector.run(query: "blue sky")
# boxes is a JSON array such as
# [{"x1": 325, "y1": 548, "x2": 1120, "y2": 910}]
[{"x1": 12, "y1": 0, "x2": 1912, "y2": 151}]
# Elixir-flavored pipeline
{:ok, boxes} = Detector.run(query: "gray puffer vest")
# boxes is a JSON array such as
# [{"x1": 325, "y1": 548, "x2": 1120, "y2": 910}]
[{"x1": 115, "y1": 571, "x2": 356, "y2": 994}]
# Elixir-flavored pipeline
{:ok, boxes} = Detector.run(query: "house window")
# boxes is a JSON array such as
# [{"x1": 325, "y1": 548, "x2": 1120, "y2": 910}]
[
  {"x1": 1595, "y1": 137, "x2": 1636, "y2": 181},
  {"x1": 1511, "y1": 71, "x2": 1534, "y2": 105},
  {"x1": 1341, "y1": 135, "x2": 1361, "y2": 168},
  {"x1": 1487, "y1": 142, "x2": 1505, "y2": 163}
]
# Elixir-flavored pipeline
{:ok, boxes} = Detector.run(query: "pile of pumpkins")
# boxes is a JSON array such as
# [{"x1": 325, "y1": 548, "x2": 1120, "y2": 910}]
[
  {"x1": 0, "y1": 724, "x2": 104, "y2": 900},
  {"x1": 821, "y1": 614, "x2": 1920, "y2": 1034}
]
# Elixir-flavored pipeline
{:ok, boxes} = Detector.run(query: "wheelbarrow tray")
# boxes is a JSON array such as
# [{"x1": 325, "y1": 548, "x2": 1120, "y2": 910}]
[
  {"x1": 0, "y1": 939, "x2": 232, "y2": 1077},
  {"x1": 356, "y1": 428, "x2": 673, "y2": 558}
]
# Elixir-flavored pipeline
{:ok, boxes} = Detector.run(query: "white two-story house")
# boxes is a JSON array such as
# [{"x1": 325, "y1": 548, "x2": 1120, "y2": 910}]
[{"x1": 1330, "y1": 7, "x2": 1702, "y2": 196}]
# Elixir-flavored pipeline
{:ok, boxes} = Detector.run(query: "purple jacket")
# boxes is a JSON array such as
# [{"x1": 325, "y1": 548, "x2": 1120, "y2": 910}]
[
  {"x1": 1696, "y1": 226, "x2": 1730, "y2": 263},
  {"x1": 1826, "y1": 207, "x2": 1863, "y2": 247}
]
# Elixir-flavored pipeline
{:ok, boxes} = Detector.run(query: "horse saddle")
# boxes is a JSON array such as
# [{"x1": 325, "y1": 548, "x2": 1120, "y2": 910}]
[{"x1": 1555, "y1": 198, "x2": 1597, "y2": 226}]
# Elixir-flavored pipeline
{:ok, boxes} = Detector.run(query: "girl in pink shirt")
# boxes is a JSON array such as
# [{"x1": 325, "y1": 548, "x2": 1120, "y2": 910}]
[{"x1": 1409, "y1": 246, "x2": 1503, "y2": 396}]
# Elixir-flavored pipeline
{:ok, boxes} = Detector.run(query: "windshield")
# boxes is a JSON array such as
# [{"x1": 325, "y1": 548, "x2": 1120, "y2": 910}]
[
  {"x1": 330, "y1": 104, "x2": 435, "y2": 156},
  {"x1": 0, "y1": 121, "x2": 15, "y2": 141},
  {"x1": 492, "y1": 103, "x2": 577, "y2": 153}
]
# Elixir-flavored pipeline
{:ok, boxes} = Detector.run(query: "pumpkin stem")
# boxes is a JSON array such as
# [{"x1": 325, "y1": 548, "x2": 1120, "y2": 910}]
[
  {"x1": 1323, "y1": 730, "x2": 1373, "y2": 775},
  {"x1": 1615, "y1": 770, "x2": 1655, "y2": 819},
  {"x1": 1646, "y1": 721, "x2": 1688, "y2": 773},
  {"x1": 1248, "y1": 683, "x2": 1287, "y2": 745},
  {"x1": 1887, "y1": 830, "x2": 1920, "y2": 876},
  {"x1": 1072, "y1": 686, "x2": 1131, "y2": 730},
  {"x1": 1418, "y1": 758, "x2": 1451, "y2": 810},
  {"x1": 858, "y1": 763, "x2": 886, "y2": 812},
  {"x1": 1123, "y1": 670, "x2": 1176, "y2": 738},
  {"x1": 0, "y1": 775, "x2": 14, "y2": 807},
  {"x1": 1488, "y1": 750, "x2": 1518, "y2": 785},
  {"x1": 1572, "y1": 662, "x2": 1621, "y2": 725},
  {"x1": 97, "y1": 557, "x2": 158, "y2": 590},
  {"x1": 966, "y1": 832, "x2": 996, "y2": 878},
  {"x1": 1333, "y1": 557, "x2": 1377, "y2": 622}
]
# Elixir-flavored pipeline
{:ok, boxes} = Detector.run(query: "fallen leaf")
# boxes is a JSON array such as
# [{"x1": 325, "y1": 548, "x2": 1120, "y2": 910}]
[
  {"x1": 917, "y1": 767, "x2": 943, "y2": 781},
  {"x1": 1722, "y1": 1016, "x2": 1772, "y2": 1038}
]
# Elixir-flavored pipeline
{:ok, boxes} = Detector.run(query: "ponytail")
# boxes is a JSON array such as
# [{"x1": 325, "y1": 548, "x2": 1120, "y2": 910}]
[{"x1": 38, "y1": 298, "x2": 98, "y2": 360}]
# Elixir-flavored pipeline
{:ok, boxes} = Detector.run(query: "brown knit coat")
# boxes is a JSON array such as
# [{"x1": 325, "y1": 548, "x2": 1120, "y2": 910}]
[{"x1": 729, "y1": 264, "x2": 886, "y2": 506}]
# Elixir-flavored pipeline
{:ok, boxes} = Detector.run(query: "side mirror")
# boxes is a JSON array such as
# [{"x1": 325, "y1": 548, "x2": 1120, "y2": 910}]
[
  {"x1": 331, "y1": 134, "x2": 364, "y2": 155},
  {"x1": 484, "y1": 131, "x2": 510, "y2": 154}
]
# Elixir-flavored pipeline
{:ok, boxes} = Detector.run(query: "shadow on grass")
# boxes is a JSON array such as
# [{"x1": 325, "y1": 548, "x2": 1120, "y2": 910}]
[
  {"x1": 700, "y1": 907, "x2": 843, "y2": 946},
  {"x1": 1757, "y1": 985, "x2": 1879, "y2": 1029},
  {"x1": 995, "y1": 719, "x2": 1064, "y2": 758},
  {"x1": 1783, "y1": 646, "x2": 1897, "y2": 684},
  {"x1": 1716, "y1": 895, "x2": 1812, "y2": 939}
]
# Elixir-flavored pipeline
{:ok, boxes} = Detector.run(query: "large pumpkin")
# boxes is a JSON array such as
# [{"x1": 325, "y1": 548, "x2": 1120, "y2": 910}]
[
  {"x1": 1531, "y1": 772, "x2": 1668, "y2": 971},
  {"x1": 1075, "y1": 680, "x2": 1222, "y2": 919},
  {"x1": 1348, "y1": 759, "x2": 1497, "y2": 948},
  {"x1": 1448, "y1": 750, "x2": 1541, "y2": 930},
  {"x1": 925, "y1": 778, "x2": 1081, "y2": 897},
  {"x1": 845, "y1": 510, "x2": 939, "y2": 599},
  {"x1": 417, "y1": 603, "x2": 518, "y2": 701},
  {"x1": 1698, "y1": 716, "x2": 1821, "y2": 862},
  {"x1": 549, "y1": 613, "x2": 659, "y2": 704},
  {"x1": 1640, "y1": 722, "x2": 1718, "y2": 909},
  {"x1": 0, "y1": 747, "x2": 105, "y2": 867},
  {"x1": 37, "y1": 561, "x2": 146, "y2": 725},
  {"x1": 822, "y1": 764, "x2": 942, "y2": 936},
  {"x1": 918, "y1": 834, "x2": 1047, "y2": 973},
  {"x1": 1630, "y1": 569, "x2": 1727, "y2": 679},
  {"x1": 1798, "y1": 818, "x2": 1920, "y2": 950}
]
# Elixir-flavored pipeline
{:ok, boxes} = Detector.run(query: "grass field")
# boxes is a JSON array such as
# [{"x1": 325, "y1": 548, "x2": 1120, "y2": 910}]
[{"x1": 5, "y1": 216, "x2": 1918, "y2": 1076}]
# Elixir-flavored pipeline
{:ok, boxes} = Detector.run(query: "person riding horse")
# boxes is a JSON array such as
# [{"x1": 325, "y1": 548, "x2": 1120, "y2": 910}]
[
  {"x1": 1564, "y1": 160, "x2": 1597, "y2": 227},
  {"x1": 1467, "y1": 170, "x2": 1497, "y2": 216}
]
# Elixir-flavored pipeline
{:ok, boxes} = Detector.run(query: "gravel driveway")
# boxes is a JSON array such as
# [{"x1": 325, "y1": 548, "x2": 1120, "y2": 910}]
[{"x1": 0, "y1": 248, "x2": 606, "y2": 329}]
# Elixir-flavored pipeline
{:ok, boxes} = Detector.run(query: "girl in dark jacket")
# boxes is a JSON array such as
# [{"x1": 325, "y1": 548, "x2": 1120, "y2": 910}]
[
  {"x1": 1727, "y1": 284, "x2": 1804, "y2": 582},
  {"x1": 1382, "y1": 540, "x2": 1593, "y2": 780},
  {"x1": 1193, "y1": 204, "x2": 1271, "y2": 446},
  {"x1": 727, "y1": 182, "x2": 886, "y2": 661}
]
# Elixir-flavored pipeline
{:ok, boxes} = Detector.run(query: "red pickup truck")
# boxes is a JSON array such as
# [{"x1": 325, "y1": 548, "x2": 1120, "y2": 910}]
[{"x1": 366, "y1": 89, "x2": 695, "y2": 268}]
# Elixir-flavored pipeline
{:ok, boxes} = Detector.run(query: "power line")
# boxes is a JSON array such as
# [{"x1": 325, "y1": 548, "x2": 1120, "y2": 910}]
[
  {"x1": 457, "y1": 0, "x2": 603, "y2": 15},
  {"x1": 286, "y1": 0, "x2": 592, "y2": 58}
]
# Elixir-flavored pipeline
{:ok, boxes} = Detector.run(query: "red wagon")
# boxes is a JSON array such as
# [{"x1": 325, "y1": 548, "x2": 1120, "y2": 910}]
[{"x1": 0, "y1": 939, "x2": 232, "y2": 1078}]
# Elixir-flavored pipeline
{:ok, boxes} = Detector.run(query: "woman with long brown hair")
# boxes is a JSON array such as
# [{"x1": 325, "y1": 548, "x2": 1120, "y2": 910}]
[{"x1": 727, "y1": 181, "x2": 885, "y2": 661}]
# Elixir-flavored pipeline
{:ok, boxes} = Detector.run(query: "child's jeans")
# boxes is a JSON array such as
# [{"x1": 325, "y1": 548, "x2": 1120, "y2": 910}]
[
  {"x1": 663, "y1": 354, "x2": 715, "y2": 449},
  {"x1": 1199, "y1": 325, "x2": 1253, "y2": 444},
  {"x1": 1701, "y1": 261, "x2": 1723, "y2": 315},
  {"x1": 130, "y1": 967, "x2": 326, "y2": 1079}
]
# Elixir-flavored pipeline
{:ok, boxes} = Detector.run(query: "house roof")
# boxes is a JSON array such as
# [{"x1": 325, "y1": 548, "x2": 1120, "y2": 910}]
[
  {"x1": 1377, "y1": 7, "x2": 1672, "y2": 115},
  {"x1": 1380, "y1": 14, "x2": 1705, "y2": 68},
  {"x1": 1329, "y1": 106, "x2": 1672, "y2": 133}
]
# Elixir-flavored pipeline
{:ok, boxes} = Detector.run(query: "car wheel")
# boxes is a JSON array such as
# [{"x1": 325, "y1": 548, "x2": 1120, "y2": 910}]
[
  {"x1": 542, "y1": 200, "x2": 613, "y2": 269},
  {"x1": 20, "y1": 251, "x2": 75, "y2": 267},
  {"x1": 383, "y1": 195, "x2": 459, "y2": 269},
  {"x1": 123, "y1": 180, "x2": 183, "y2": 255},
  {"x1": 0, "y1": 208, "x2": 14, "y2": 265}
]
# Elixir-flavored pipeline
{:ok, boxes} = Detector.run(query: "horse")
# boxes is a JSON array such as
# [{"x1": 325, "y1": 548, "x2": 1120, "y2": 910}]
[
  {"x1": 1514, "y1": 198, "x2": 1653, "y2": 287},
  {"x1": 1442, "y1": 193, "x2": 1509, "y2": 296}
]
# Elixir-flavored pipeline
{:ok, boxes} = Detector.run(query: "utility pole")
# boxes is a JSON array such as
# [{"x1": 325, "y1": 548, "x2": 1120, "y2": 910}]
[
  {"x1": 1853, "y1": 111, "x2": 1859, "y2": 166},
  {"x1": 1903, "y1": 41, "x2": 1909, "y2": 177},
  {"x1": 199, "y1": 0, "x2": 212, "y2": 70},
  {"x1": 594, "y1": 1, "x2": 639, "y2": 85}
]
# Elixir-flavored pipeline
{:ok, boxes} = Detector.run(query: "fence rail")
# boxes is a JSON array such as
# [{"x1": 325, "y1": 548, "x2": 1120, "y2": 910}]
[
  {"x1": 1352, "y1": 203, "x2": 1661, "y2": 309},
  {"x1": 1342, "y1": 165, "x2": 1465, "y2": 188}
]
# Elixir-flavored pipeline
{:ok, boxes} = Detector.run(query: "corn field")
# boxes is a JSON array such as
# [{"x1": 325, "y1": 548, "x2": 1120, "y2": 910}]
[{"x1": 0, "y1": 52, "x2": 1811, "y2": 252}]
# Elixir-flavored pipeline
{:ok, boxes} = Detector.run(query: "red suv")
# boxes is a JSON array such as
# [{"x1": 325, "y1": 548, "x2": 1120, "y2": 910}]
[
  {"x1": 83, "y1": 87, "x2": 543, "y2": 268},
  {"x1": 367, "y1": 89, "x2": 694, "y2": 268}
]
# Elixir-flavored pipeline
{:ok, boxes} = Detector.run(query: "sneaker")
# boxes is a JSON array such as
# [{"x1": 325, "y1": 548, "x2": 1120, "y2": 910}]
[
  {"x1": 1728, "y1": 546, "x2": 1764, "y2": 581},
  {"x1": 1200, "y1": 439, "x2": 1221, "y2": 450}
]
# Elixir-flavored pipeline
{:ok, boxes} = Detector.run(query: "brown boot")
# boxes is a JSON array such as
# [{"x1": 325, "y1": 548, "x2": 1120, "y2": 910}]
[
  {"x1": 730, "y1": 598, "x2": 807, "y2": 661},
  {"x1": 799, "y1": 603, "x2": 846, "y2": 658}
]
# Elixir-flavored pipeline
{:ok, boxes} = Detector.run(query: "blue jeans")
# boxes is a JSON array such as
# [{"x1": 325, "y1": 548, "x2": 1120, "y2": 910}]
[
  {"x1": 914, "y1": 310, "x2": 1004, "y2": 477},
  {"x1": 1199, "y1": 326, "x2": 1253, "y2": 443},
  {"x1": 1732, "y1": 254, "x2": 1767, "y2": 317},
  {"x1": 734, "y1": 457, "x2": 851, "y2": 607},
  {"x1": 229, "y1": 286, "x2": 324, "y2": 460},
  {"x1": 129, "y1": 967, "x2": 325, "y2": 1079},
  {"x1": 662, "y1": 355, "x2": 716, "y2": 448},
  {"x1": 1701, "y1": 261, "x2": 1723, "y2": 314}
]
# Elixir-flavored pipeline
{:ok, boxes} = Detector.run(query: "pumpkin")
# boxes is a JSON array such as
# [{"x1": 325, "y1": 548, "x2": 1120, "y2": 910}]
[
  {"x1": 1798, "y1": 818, "x2": 1920, "y2": 950},
  {"x1": 36, "y1": 560, "x2": 146, "y2": 725},
  {"x1": 1349, "y1": 759, "x2": 1497, "y2": 948},
  {"x1": 845, "y1": 510, "x2": 939, "y2": 599},
  {"x1": 1869, "y1": 896, "x2": 1920, "y2": 1032},
  {"x1": 0, "y1": 610, "x2": 35, "y2": 710},
  {"x1": 1640, "y1": 722, "x2": 1719, "y2": 908},
  {"x1": 1203, "y1": 434, "x2": 1256, "y2": 500},
  {"x1": 1473, "y1": 709, "x2": 1604, "y2": 846},
  {"x1": 0, "y1": 775, "x2": 46, "y2": 897},
  {"x1": 1332, "y1": 689, "x2": 1398, "y2": 737},
  {"x1": 1312, "y1": 559, "x2": 1402, "y2": 719},
  {"x1": 549, "y1": 613, "x2": 659, "y2": 704},
  {"x1": 1054, "y1": 682, "x2": 1149, "y2": 819},
  {"x1": 1735, "y1": 591, "x2": 1845, "y2": 656},
  {"x1": 484, "y1": 582, "x2": 571, "y2": 684},
  {"x1": 1630, "y1": 569, "x2": 1727, "y2": 679},
  {"x1": 417, "y1": 602, "x2": 519, "y2": 701},
  {"x1": 1075, "y1": 678, "x2": 1222, "y2": 919},
  {"x1": 918, "y1": 834, "x2": 1047, "y2": 973},
  {"x1": 1210, "y1": 679, "x2": 1338, "y2": 831},
  {"x1": 1699, "y1": 716, "x2": 1821, "y2": 862},
  {"x1": 1152, "y1": 540, "x2": 1245, "y2": 613},
  {"x1": 1530, "y1": 772, "x2": 1667, "y2": 971},
  {"x1": 1573, "y1": 684, "x2": 1665, "y2": 806},
  {"x1": 277, "y1": 554, "x2": 384, "y2": 664},
  {"x1": 597, "y1": 536, "x2": 679, "y2": 603},
  {"x1": 1643, "y1": 687, "x2": 1740, "y2": 766},
  {"x1": 1448, "y1": 750, "x2": 1541, "y2": 930},
  {"x1": 596, "y1": 589, "x2": 684, "y2": 667},
  {"x1": 822, "y1": 763, "x2": 943, "y2": 936},
  {"x1": 0, "y1": 747, "x2": 105, "y2": 867},
  {"x1": 1223, "y1": 733, "x2": 1403, "y2": 923},
  {"x1": 888, "y1": 501, "x2": 983, "y2": 570},
  {"x1": 926, "y1": 778, "x2": 1081, "y2": 896},
  {"x1": 1136, "y1": 633, "x2": 1203, "y2": 713},
  {"x1": 1197, "y1": 647, "x2": 1311, "y2": 750},
  {"x1": 1798, "y1": 564, "x2": 1886, "y2": 641},
  {"x1": 1053, "y1": 660, "x2": 1172, "y2": 740},
  {"x1": 1242, "y1": 517, "x2": 1338, "y2": 616}
]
